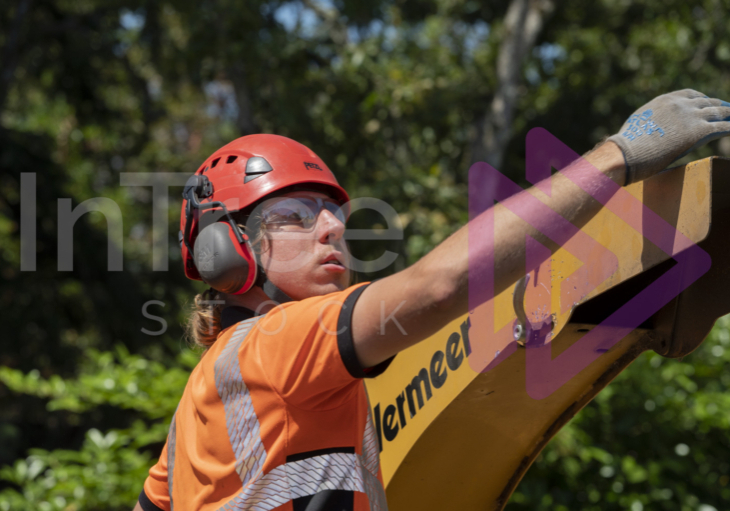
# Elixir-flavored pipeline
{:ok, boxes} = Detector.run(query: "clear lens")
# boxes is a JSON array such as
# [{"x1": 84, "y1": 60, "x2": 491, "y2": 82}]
[
  {"x1": 322, "y1": 201, "x2": 347, "y2": 225},
  {"x1": 262, "y1": 198, "x2": 316, "y2": 231},
  {"x1": 261, "y1": 197, "x2": 346, "y2": 231}
]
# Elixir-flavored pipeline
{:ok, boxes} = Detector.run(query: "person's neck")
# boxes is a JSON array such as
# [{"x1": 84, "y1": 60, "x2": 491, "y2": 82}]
[{"x1": 223, "y1": 286, "x2": 279, "y2": 314}]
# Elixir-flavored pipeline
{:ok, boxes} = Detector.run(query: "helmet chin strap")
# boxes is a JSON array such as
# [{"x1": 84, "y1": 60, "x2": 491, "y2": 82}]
[{"x1": 255, "y1": 266, "x2": 294, "y2": 305}]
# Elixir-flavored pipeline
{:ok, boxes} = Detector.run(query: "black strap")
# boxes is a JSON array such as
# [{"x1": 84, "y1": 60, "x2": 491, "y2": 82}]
[
  {"x1": 254, "y1": 264, "x2": 294, "y2": 305},
  {"x1": 221, "y1": 306, "x2": 258, "y2": 330},
  {"x1": 262, "y1": 278, "x2": 294, "y2": 304}
]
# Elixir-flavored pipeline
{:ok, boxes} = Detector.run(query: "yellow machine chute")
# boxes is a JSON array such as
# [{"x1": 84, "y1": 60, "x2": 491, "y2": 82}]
[{"x1": 366, "y1": 157, "x2": 730, "y2": 510}]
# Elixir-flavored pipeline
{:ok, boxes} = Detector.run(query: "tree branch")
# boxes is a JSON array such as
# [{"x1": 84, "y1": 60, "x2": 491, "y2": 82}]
[
  {"x1": 229, "y1": 62, "x2": 259, "y2": 136},
  {"x1": 470, "y1": 0, "x2": 554, "y2": 170}
]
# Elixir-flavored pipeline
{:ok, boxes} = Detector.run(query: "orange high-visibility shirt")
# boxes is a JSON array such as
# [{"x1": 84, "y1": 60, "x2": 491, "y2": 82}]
[{"x1": 141, "y1": 283, "x2": 392, "y2": 511}]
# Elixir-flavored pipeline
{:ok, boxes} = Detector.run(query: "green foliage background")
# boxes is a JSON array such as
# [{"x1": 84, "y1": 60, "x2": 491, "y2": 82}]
[{"x1": 1, "y1": 0, "x2": 730, "y2": 510}]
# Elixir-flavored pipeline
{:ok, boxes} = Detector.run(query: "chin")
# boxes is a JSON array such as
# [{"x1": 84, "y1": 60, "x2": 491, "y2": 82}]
[{"x1": 269, "y1": 269, "x2": 350, "y2": 301}]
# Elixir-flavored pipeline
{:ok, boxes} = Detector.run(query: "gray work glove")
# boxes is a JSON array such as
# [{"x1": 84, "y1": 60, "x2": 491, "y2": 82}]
[{"x1": 608, "y1": 89, "x2": 730, "y2": 185}]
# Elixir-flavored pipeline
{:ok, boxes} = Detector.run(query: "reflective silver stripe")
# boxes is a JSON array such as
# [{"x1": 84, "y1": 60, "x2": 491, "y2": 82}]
[
  {"x1": 219, "y1": 452, "x2": 375, "y2": 511},
  {"x1": 217, "y1": 414, "x2": 389, "y2": 511},
  {"x1": 361, "y1": 404, "x2": 379, "y2": 474},
  {"x1": 167, "y1": 408, "x2": 178, "y2": 511},
  {"x1": 362, "y1": 391, "x2": 388, "y2": 511},
  {"x1": 214, "y1": 318, "x2": 266, "y2": 486}
]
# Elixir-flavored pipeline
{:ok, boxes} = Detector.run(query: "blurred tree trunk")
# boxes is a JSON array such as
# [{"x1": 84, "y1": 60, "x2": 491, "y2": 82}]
[
  {"x1": 229, "y1": 62, "x2": 259, "y2": 136},
  {"x1": 471, "y1": 0, "x2": 554, "y2": 170}
]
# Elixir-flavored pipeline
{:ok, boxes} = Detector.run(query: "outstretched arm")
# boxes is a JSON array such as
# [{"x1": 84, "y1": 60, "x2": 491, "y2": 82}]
[
  {"x1": 352, "y1": 141, "x2": 624, "y2": 367},
  {"x1": 351, "y1": 89, "x2": 730, "y2": 368}
]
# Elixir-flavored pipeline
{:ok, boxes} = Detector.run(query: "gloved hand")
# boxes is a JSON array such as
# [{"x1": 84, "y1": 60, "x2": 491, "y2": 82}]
[{"x1": 608, "y1": 89, "x2": 730, "y2": 185}]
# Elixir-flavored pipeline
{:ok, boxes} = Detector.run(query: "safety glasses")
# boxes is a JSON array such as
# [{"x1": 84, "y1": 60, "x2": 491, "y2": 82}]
[{"x1": 260, "y1": 196, "x2": 349, "y2": 232}]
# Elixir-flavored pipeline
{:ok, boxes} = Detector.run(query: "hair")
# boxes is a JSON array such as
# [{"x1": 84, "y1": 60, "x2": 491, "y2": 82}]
[
  {"x1": 186, "y1": 212, "x2": 268, "y2": 351},
  {"x1": 187, "y1": 287, "x2": 224, "y2": 350}
]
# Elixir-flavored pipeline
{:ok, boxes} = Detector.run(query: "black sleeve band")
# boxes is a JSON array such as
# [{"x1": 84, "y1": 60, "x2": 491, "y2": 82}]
[
  {"x1": 337, "y1": 284, "x2": 395, "y2": 379},
  {"x1": 139, "y1": 489, "x2": 165, "y2": 511}
]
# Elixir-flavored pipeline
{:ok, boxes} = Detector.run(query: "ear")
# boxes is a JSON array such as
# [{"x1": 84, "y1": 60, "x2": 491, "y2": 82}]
[{"x1": 193, "y1": 222, "x2": 258, "y2": 294}]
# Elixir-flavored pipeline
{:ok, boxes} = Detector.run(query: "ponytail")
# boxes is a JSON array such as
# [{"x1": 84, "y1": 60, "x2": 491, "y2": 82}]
[{"x1": 186, "y1": 288, "x2": 224, "y2": 351}]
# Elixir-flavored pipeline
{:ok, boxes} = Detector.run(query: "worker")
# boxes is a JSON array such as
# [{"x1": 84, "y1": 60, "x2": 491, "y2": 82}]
[{"x1": 135, "y1": 89, "x2": 730, "y2": 511}]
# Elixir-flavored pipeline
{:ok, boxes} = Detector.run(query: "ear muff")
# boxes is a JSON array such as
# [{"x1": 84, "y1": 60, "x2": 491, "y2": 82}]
[{"x1": 193, "y1": 222, "x2": 258, "y2": 295}]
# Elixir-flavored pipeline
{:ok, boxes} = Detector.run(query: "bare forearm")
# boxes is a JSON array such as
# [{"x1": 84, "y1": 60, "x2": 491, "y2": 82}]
[
  {"x1": 352, "y1": 142, "x2": 625, "y2": 366},
  {"x1": 443, "y1": 140, "x2": 626, "y2": 313}
]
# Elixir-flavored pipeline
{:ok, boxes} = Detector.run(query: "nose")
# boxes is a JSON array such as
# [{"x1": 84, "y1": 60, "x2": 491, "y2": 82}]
[{"x1": 317, "y1": 207, "x2": 346, "y2": 244}]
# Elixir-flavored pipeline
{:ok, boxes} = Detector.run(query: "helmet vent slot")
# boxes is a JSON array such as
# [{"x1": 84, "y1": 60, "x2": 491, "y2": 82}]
[
  {"x1": 211, "y1": 157, "x2": 221, "y2": 167},
  {"x1": 226, "y1": 155, "x2": 238, "y2": 164},
  {"x1": 244, "y1": 156, "x2": 274, "y2": 183}
]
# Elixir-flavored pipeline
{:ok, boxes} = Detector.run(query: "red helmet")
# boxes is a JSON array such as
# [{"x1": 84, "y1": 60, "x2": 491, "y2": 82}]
[{"x1": 180, "y1": 134, "x2": 349, "y2": 292}]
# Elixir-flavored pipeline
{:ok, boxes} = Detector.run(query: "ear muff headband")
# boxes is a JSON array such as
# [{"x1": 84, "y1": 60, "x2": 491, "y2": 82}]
[
  {"x1": 183, "y1": 174, "x2": 258, "y2": 294},
  {"x1": 182, "y1": 174, "x2": 243, "y2": 253},
  {"x1": 193, "y1": 222, "x2": 258, "y2": 295}
]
